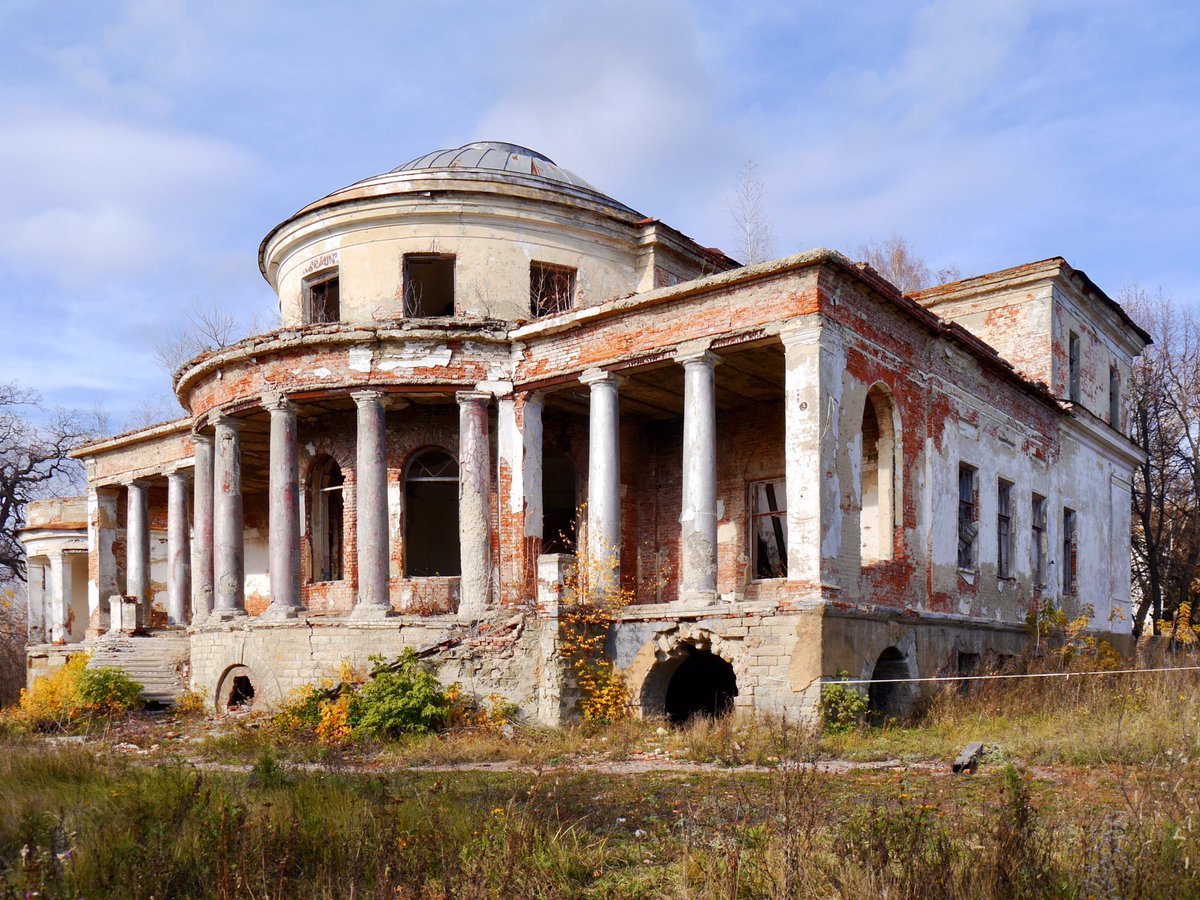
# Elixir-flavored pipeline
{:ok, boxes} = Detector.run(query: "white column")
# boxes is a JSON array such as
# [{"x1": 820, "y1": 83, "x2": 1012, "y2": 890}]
[
  {"x1": 781, "y1": 319, "x2": 841, "y2": 589},
  {"x1": 192, "y1": 431, "x2": 215, "y2": 623},
  {"x1": 522, "y1": 391, "x2": 545, "y2": 545},
  {"x1": 26, "y1": 559, "x2": 46, "y2": 642},
  {"x1": 126, "y1": 479, "x2": 151, "y2": 629},
  {"x1": 265, "y1": 395, "x2": 302, "y2": 619},
  {"x1": 47, "y1": 552, "x2": 71, "y2": 643},
  {"x1": 166, "y1": 470, "x2": 191, "y2": 626},
  {"x1": 581, "y1": 369, "x2": 623, "y2": 591},
  {"x1": 678, "y1": 349, "x2": 721, "y2": 606},
  {"x1": 213, "y1": 415, "x2": 246, "y2": 619},
  {"x1": 352, "y1": 390, "x2": 392, "y2": 618},
  {"x1": 457, "y1": 391, "x2": 492, "y2": 618},
  {"x1": 87, "y1": 486, "x2": 119, "y2": 635}
]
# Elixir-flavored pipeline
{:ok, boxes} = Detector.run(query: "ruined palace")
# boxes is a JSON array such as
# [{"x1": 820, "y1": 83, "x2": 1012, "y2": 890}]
[{"x1": 20, "y1": 141, "x2": 1150, "y2": 721}]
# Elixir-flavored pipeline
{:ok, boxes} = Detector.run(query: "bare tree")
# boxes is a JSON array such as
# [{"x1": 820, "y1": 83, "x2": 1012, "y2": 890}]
[
  {"x1": 859, "y1": 234, "x2": 960, "y2": 294},
  {"x1": 154, "y1": 301, "x2": 255, "y2": 374},
  {"x1": 727, "y1": 159, "x2": 775, "y2": 266}
]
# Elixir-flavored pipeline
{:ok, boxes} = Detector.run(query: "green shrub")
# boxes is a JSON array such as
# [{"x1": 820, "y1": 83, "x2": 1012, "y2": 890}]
[
  {"x1": 819, "y1": 671, "x2": 867, "y2": 734},
  {"x1": 355, "y1": 650, "x2": 453, "y2": 737},
  {"x1": 74, "y1": 667, "x2": 143, "y2": 716}
]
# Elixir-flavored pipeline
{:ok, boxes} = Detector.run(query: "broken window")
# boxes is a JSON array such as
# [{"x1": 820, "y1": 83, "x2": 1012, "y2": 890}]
[
  {"x1": 957, "y1": 464, "x2": 978, "y2": 570},
  {"x1": 1068, "y1": 331, "x2": 1081, "y2": 403},
  {"x1": 530, "y1": 262, "x2": 576, "y2": 318},
  {"x1": 303, "y1": 270, "x2": 340, "y2": 324},
  {"x1": 309, "y1": 456, "x2": 344, "y2": 581},
  {"x1": 750, "y1": 479, "x2": 787, "y2": 579},
  {"x1": 405, "y1": 448, "x2": 460, "y2": 576},
  {"x1": 997, "y1": 479, "x2": 1013, "y2": 579},
  {"x1": 403, "y1": 254, "x2": 456, "y2": 317},
  {"x1": 542, "y1": 453, "x2": 578, "y2": 553},
  {"x1": 1032, "y1": 493, "x2": 1047, "y2": 586},
  {"x1": 859, "y1": 387, "x2": 896, "y2": 564},
  {"x1": 1109, "y1": 365, "x2": 1121, "y2": 427},
  {"x1": 1062, "y1": 507, "x2": 1077, "y2": 594}
]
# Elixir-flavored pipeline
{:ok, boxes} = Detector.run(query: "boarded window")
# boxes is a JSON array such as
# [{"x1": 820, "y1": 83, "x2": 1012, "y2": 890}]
[
  {"x1": 751, "y1": 479, "x2": 787, "y2": 579},
  {"x1": 304, "y1": 271, "x2": 340, "y2": 324},
  {"x1": 403, "y1": 255, "x2": 456, "y2": 317},
  {"x1": 542, "y1": 454, "x2": 577, "y2": 554},
  {"x1": 530, "y1": 262, "x2": 576, "y2": 317},
  {"x1": 957, "y1": 465, "x2": 978, "y2": 570},
  {"x1": 1068, "y1": 331, "x2": 1081, "y2": 403},
  {"x1": 1062, "y1": 507, "x2": 1077, "y2": 594},
  {"x1": 1032, "y1": 493, "x2": 1047, "y2": 586},
  {"x1": 997, "y1": 479, "x2": 1013, "y2": 579},
  {"x1": 1109, "y1": 365, "x2": 1121, "y2": 427},
  {"x1": 309, "y1": 456, "x2": 344, "y2": 582},
  {"x1": 405, "y1": 448, "x2": 460, "y2": 576}
]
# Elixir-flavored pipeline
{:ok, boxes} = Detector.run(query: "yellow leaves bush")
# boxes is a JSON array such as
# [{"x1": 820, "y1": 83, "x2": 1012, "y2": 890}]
[
  {"x1": 5, "y1": 652, "x2": 143, "y2": 731},
  {"x1": 315, "y1": 695, "x2": 354, "y2": 746}
]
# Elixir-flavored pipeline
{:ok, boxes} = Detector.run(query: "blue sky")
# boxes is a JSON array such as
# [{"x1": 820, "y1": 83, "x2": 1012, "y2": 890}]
[{"x1": 2, "y1": 0, "x2": 1198, "y2": 424}]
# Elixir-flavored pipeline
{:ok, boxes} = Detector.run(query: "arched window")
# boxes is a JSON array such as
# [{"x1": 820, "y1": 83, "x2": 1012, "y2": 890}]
[
  {"x1": 860, "y1": 385, "x2": 897, "y2": 564},
  {"x1": 405, "y1": 448, "x2": 460, "y2": 576},
  {"x1": 309, "y1": 456, "x2": 344, "y2": 581}
]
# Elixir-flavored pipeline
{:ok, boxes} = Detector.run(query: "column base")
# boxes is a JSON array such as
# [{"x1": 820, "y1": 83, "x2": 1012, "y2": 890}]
[
  {"x1": 213, "y1": 608, "x2": 248, "y2": 621},
  {"x1": 260, "y1": 603, "x2": 301, "y2": 621},
  {"x1": 350, "y1": 603, "x2": 394, "y2": 620},
  {"x1": 677, "y1": 589, "x2": 719, "y2": 607}
]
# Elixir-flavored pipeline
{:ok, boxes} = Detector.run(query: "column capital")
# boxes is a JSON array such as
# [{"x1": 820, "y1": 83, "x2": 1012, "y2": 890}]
[
  {"x1": 580, "y1": 368, "x2": 624, "y2": 388},
  {"x1": 350, "y1": 389, "x2": 385, "y2": 408},
  {"x1": 120, "y1": 476, "x2": 151, "y2": 489},
  {"x1": 779, "y1": 318, "x2": 824, "y2": 348},
  {"x1": 191, "y1": 426, "x2": 215, "y2": 444},
  {"x1": 262, "y1": 392, "x2": 295, "y2": 414},
  {"x1": 675, "y1": 347, "x2": 722, "y2": 368},
  {"x1": 165, "y1": 465, "x2": 191, "y2": 480},
  {"x1": 456, "y1": 390, "x2": 492, "y2": 407},
  {"x1": 211, "y1": 412, "x2": 242, "y2": 431}
]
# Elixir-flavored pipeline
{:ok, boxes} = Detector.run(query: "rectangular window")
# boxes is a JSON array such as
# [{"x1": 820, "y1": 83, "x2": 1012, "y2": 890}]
[
  {"x1": 1032, "y1": 493, "x2": 1047, "y2": 586},
  {"x1": 403, "y1": 254, "x2": 456, "y2": 317},
  {"x1": 997, "y1": 479, "x2": 1013, "y2": 579},
  {"x1": 303, "y1": 270, "x2": 340, "y2": 324},
  {"x1": 957, "y1": 464, "x2": 978, "y2": 570},
  {"x1": 530, "y1": 262, "x2": 576, "y2": 317},
  {"x1": 1062, "y1": 507, "x2": 1077, "y2": 594},
  {"x1": 1068, "y1": 331, "x2": 1081, "y2": 403},
  {"x1": 750, "y1": 479, "x2": 787, "y2": 579},
  {"x1": 1109, "y1": 365, "x2": 1121, "y2": 427}
]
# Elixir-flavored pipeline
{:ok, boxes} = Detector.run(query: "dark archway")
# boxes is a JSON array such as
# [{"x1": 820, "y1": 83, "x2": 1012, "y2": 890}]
[
  {"x1": 664, "y1": 648, "x2": 738, "y2": 724},
  {"x1": 229, "y1": 675, "x2": 255, "y2": 708},
  {"x1": 868, "y1": 646, "x2": 911, "y2": 720},
  {"x1": 542, "y1": 453, "x2": 577, "y2": 553}
]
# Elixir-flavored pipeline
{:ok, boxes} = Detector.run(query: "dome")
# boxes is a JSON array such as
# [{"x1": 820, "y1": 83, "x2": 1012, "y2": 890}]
[{"x1": 392, "y1": 141, "x2": 597, "y2": 191}]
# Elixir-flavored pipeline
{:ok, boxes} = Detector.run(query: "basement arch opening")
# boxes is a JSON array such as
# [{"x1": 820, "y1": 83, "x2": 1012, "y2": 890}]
[
  {"x1": 643, "y1": 645, "x2": 738, "y2": 725},
  {"x1": 867, "y1": 646, "x2": 914, "y2": 721},
  {"x1": 216, "y1": 664, "x2": 258, "y2": 712}
]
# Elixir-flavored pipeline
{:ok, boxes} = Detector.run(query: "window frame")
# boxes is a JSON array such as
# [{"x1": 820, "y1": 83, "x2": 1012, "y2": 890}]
[
  {"x1": 303, "y1": 269, "x2": 340, "y2": 325},
  {"x1": 1109, "y1": 364, "x2": 1121, "y2": 427},
  {"x1": 403, "y1": 253, "x2": 457, "y2": 318},
  {"x1": 749, "y1": 477, "x2": 788, "y2": 580},
  {"x1": 1062, "y1": 507, "x2": 1078, "y2": 594},
  {"x1": 530, "y1": 261, "x2": 577, "y2": 318},
  {"x1": 308, "y1": 456, "x2": 344, "y2": 583},
  {"x1": 1031, "y1": 493, "x2": 1047, "y2": 587},
  {"x1": 997, "y1": 479, "x2": 1014, "y2": 580},
  {"x1": 1068, "y1": 331, "x2": 1081, "y2": 403},
  {"x1": 957, "y1": 464, "x2": 979, "y2": 571}
]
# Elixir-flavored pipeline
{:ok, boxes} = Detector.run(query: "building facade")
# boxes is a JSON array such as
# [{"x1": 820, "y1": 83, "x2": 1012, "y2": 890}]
[{"x1": 22, "y1": 141, "x2": 1150, "y2": 721}]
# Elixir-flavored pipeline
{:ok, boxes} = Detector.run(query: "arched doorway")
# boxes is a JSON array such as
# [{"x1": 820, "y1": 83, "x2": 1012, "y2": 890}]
[
  {"x1": 216, "y1": 664, "x2": 258, "y2": 711},
  {"x1": 309, "y1": 456, "x2": 344, "y2": 582},
  {"x1": 860, "y1": 385, "x2": 897, "y2": 563},
  {"x1": 663, "y1": 648, "x2": 738, "y2": 724},
  {"x1": 868, "y1": 646, "x2": 912, "y2": 720}
]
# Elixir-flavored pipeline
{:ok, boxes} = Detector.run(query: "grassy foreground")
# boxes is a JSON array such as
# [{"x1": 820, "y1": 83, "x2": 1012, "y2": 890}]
[{"x1": 2, "y1": 666, "x2": 1200, "y2": 898}]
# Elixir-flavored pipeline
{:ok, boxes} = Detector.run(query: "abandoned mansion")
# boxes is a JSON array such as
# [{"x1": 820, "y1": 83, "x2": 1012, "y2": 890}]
[{"x1": 20, "y1": 141, "x2": 1150, "y2": 721}]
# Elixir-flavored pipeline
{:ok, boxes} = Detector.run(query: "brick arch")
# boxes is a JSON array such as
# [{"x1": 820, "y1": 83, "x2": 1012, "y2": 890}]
[{"x1": 624, "y1": 624, "x2": 748, "y2": 719}]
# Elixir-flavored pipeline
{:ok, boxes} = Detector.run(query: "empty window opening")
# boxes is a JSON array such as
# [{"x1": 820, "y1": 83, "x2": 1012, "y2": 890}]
[
  {"x1": 957, "y1": 464, "x2": 978, "y2": 570},
  {"x1": 309, "y1": 456, "x2": 344, "y2": 582},
  {"x1": 664, "y1": 648, "x2": 738, "y2": 724},
  {"x1": 404, "y1": 254, "x2": 456, "y2": 317},
  {"x1": 997, "y1": 479, "x2": 1013, "y2": 579},
  {"x1": 750, "y1": 479, "x2": 787, "y2": 578},
  {"x1": 304, "y1": 270, "x2": 340, "y2": 324},
  {"x1": 228, "y1": 675, "x2": 255, "y2": 709},
  {"x1": 868, "y1": 647, "x2": 912, "y2": 720},
  {"x1": 859, "y1": 387, "x2": 896, "y2": 564},
  {"x1": 405, "y1": 448, "x2": 460, "y2": 576},
  {"x1": 1068, "y1": 331, "x2": 1081, "y2": 403},
  {"x1": 1109, "y1": 365, "x2": 1121, "y2": 427},
  {"x1": 1032, "y1": 493, "x2": 1047, "y2": 586},
  {"x1": 1062, "y1": 507, "x2": 1078, "y2": 594},
  {"x1": 530, "y1": 262, "x2": 576, "y2": 318},
  {"x1": 542, "y1": 453, "x2": 578, "y2": 553}
]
